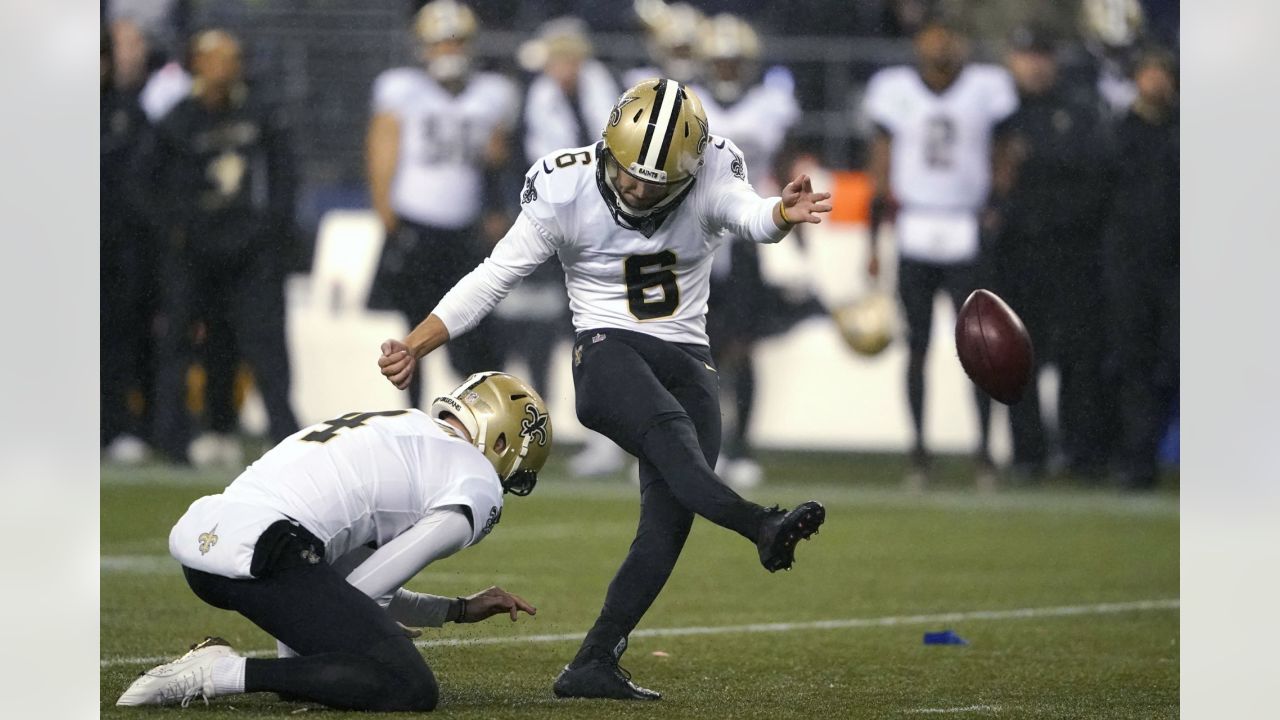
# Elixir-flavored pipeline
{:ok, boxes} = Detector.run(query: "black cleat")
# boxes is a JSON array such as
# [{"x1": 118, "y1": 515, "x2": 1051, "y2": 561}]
[
  {"x1": 757, "y1": 501, "x2": 825, "y2": 572},
  {"x1": 553, "y1": 640, "x2": 660, "y2": 701}
]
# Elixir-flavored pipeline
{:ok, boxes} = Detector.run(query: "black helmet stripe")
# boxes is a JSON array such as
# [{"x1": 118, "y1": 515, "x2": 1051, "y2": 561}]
[
  {"x1": 637, "y1": 79, "x2": 667, "y2": 168},
  {"x1": 638, "y1": 79, "x2": 683, "y2": 173},
  {"x1": 653, "y1": 83, "x2": 684, "y2": 170}
]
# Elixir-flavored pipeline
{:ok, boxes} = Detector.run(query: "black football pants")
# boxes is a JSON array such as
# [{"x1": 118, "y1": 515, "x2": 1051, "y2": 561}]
[
  {"x1": 897, "y1": 256, "x2": 992, "y2": 457},
  {"x1": 183, "y1": 521, "x2": 438, "y2": 711},
  {"x1": 151, "y1": 234, "x2": 299, "y2": 462},
  {"x1": 569, "y1": 328, "x2": 768, "y2": 659}
]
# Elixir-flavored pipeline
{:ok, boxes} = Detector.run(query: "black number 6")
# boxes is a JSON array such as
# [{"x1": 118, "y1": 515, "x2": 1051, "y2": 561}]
[{"x1": 624, "y1": 251, "x2": 680, "y2": 320}]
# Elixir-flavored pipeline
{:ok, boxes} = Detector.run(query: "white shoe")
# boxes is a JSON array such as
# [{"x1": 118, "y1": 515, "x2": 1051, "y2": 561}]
[
  {"x1": 116, "y1": 637, "x2": 236, "y2": 707},
  {"x1": 723, "y1": 458, "x2": 764, "y2": 490},
  {"x1": 189, "y1": 433, "x2": 241, "y2": 470},
  {"x1": 570, "y1": 438, "x2": 626, "y2": 477},
  {"x1": 104, "y1": 434, "x2": 150, "y2": 465}
]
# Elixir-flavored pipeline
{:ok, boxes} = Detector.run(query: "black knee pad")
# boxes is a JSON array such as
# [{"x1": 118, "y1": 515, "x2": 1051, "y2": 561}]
[{"x1": 366, "y1": 636, "x2": 439, "y2": 711}]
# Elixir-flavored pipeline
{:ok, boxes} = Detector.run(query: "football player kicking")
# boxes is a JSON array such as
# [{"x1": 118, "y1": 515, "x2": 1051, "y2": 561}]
[
  {"x1": 378, "y1": 78, "x2": 831, "y2": 701},
  {"x1": 116, "y1": 372, "x2": 551, "y2": 711}
]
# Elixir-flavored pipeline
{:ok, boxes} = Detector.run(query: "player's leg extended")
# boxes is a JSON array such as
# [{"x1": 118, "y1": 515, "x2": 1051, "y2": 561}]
[
  {"x1": 140, "y1": 523, "x2": 436, "y2": 711},
  {"x1": 572, "y1": 330, "x2": 764, "y2": 540}
]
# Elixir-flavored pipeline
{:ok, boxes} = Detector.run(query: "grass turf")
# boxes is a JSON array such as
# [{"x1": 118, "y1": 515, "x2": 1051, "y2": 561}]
[{"x1": 101, "y1": 451, "x2": 1178, "y2": 718}]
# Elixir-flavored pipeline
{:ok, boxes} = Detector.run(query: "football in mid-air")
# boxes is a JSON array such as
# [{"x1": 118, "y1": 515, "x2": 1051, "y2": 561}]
[{"x1": 955, "y1": 289, "x2": 1034, "y2": 405}]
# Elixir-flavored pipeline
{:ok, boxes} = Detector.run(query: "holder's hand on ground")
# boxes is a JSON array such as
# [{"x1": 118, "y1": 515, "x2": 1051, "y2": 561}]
[
  {"x1": 460, "y1": 586, "x2": 537, "y2": 623},
  {"x1": 379, "y1": 339, "x2": 415, "y2": 390},
  {"x1": 779, "y1": 174, "x2": 833, "y2": 224}
]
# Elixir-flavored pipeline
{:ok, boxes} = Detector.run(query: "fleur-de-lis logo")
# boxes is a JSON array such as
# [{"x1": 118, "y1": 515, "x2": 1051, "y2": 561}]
[
  {"x1": 520, "y1": 405, "x2": 549, "y2": 447},
  {"x1": 694, "y1": 115, "x2": 710, "y2": 156},
  {"x1": 521, "y1": 172, "x2": 538, "y2": 204},
  {"x1": 610, "y1": 95, "x2": 639, "y2": 127},
  {"x1": 198, "y1": 525, "x2": 219, "y2": 556}
]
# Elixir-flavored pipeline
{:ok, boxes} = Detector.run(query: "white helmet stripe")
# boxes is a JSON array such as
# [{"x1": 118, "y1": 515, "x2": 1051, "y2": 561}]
[{"x1": 639, "y1": 80, "x2": 681, "y2": 169}]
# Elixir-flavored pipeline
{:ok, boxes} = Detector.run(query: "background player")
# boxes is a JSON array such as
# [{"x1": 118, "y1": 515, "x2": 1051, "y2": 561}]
[
  {"x1": 693, "y1": 12, "x2": 800, "y2": 489},
  {"x1": 117, "y1": 372, "x2": 550, "y2": 711},
  {"x1": 378, "y1": 78, "x2": 830, "y2": 701},
  {"x1": 862, "y1": 13, "x2": 1019, "y2": 490},
  {"x1": 366, "y1": 0, "x2": 519, "y2": 408}
]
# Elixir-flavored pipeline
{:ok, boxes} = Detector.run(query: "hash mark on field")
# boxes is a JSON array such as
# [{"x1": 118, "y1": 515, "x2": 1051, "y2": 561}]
[{"x1": 100, "y1": 598, "x2": 1178, "y2": 668}]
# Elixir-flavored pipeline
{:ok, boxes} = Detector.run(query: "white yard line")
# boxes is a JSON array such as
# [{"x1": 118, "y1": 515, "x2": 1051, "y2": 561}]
[
  {"x1": 903, "y1": 705, "x2": 1002, "y2": 715},
  {"x1": 100, "y1": 598, "x2": 1178, "y2": 668}
]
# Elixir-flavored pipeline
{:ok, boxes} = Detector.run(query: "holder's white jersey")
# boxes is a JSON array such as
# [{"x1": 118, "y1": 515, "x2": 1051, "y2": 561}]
[
  {"x1": 431, "y1": 137, "x2": 789, "y2": 346},
  {"x1": 522, "y1": 60, "x2": 620, "y2": 163},
  {"x1": 169, "y1": 409, "x2": 502, "y2": 580},
  {"x1": 373, "y1": 68, "x2": 519, "y2": 229},
  {"x1": 863, "y1": 64, "x2": 1018, "y2": 212}
]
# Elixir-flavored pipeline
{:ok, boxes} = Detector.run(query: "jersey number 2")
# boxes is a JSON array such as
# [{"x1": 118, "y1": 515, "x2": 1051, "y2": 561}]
[
  {"x1": 302, "y1": 411, "x2": 408, "y2": 443},
  {"x1": 624, "y1": 251, "x2": 680, "y2": 320}
]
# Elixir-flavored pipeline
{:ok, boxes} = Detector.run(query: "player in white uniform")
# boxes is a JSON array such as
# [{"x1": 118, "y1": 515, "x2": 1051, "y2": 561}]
[
  {"x1": 378, "y1": 78, "x2": 830, "y2": 701},
  {"x1": 366, "y1": 0, "x2": 519, "y2": 408},
  {"x1": 693, "y1": 13, "x2": 800, "y2": 489},
  {"x1": 116, "y1": 372, "x2": 551, "y2": 711},
  {"x1": 862, "y1": 15, "x2": 1019, "y2": 489}
]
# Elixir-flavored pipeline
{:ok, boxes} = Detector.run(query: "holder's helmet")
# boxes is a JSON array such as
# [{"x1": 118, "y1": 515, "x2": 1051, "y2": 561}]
[{"x1": 429, "y1": 372, "x2": 553, "y2": 496}]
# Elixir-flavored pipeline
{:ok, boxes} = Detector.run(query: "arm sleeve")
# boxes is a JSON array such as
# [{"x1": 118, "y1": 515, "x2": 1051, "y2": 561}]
[
  {"x1": 705, "y1": 139, "x2": 789, "y2": 244},
  {"x1": 430, "y1": 212, "x2": 559, "y2": 337},
  {"x1": 341, "y1": 507, "x2": 473, "y2": 622},
  {"x1": 862, "y1": 70, "x2": 898, "y2": 133},
  {"x1": 988, "y1": 68, "x2": 1020, "y2": 123}
]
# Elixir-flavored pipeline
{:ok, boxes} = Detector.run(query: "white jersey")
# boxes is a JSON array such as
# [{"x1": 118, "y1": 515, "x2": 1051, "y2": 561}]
[
  {"x1": 863, "y1": 63, "x2": 1018, "y2": 262},
  {"x1": 694, "y1": 68, "x2": 800, "y2": 191},
  {"x1": 522, "y1": 60, "x2": 619, "y2": 163},
  {"x1": 373, "y1": 68, "x2": 519, "y2": 229},
  {"x1": 169, "y1": 409, "x2": 503, "y2": 580},
  {"x1": 432, "y1": 137, "x2": 788, "y2": 346}
]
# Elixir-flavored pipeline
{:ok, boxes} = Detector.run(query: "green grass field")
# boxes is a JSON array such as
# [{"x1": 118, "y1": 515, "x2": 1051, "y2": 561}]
[{"x1": 101, "y1": 451, "x2": 1179, "y2": 718}]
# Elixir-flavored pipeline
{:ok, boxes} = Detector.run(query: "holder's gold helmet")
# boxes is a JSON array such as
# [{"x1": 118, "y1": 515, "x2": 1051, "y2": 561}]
[
  {"x1": 596, "y1": 78, "x2": 709, "y2": 236},
  {"x1": 429, "y1": 372, "x2": 553, "y2": 496},
  {"x1": 832, "y1": 290, "x2": 896, "y2": 357}
]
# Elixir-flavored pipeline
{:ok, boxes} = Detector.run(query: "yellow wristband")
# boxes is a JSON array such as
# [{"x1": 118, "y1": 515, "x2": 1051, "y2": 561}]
[{"x1": 778, "y1": 202, "x2": 794, "y2": 225}]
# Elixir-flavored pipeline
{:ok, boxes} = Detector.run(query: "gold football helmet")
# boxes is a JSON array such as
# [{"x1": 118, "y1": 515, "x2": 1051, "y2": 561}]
[
  {"x1": 832, "y1": 290, "x2": 896, "y2": 357},
  {"x1": 414, "y1": 0, "x2": 477, "y2": 82},
  {"x1": 696, "y1": 13, "x2": 760, "y2": 104},
  {"x1": 635, "y1": 0, "x2": 706, "y2": 83},
  {"x1": 429, "y1": 372, "x2": 553, "y2": 496},
  {"x1": 414, "y1": 0, "x2": 477, "y2": 44},
  {"x1": 597, "y1": 78, "x2": 709, "y2": 236},
  {"x1": 1081, "y1": 0, "x2": 1144, "y2": 48}
]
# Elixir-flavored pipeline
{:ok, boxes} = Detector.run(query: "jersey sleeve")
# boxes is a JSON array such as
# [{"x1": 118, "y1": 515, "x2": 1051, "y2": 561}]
[
  {"x1": 862, "y1": 68, "x2": 900, "y2": 134},
  {"x1": 337, "y1": 507, "x2": 473, "y2": 605},
  {"x1": 985, "y1": 66, "x2": 1020, "y2": 123},
  {"x1": 430, "y1": 209, "x2": 559, "y2": 338},
  {"x1": 372, "y1": 68, "x2": 415, "y2": 115},
  {"x1": 703, "y1": 137, "x2": 789, "y2": 244}
]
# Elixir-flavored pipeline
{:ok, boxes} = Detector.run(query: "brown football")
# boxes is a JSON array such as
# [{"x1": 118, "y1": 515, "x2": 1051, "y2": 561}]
[{"x1": 955, "y1": 289, "x2": 1034, "y2": 405}]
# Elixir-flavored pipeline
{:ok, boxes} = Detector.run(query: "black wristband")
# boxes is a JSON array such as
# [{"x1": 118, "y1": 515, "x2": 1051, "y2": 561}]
[{"x1": 448, "y1": 596, "x2": 466, "y2": 623}]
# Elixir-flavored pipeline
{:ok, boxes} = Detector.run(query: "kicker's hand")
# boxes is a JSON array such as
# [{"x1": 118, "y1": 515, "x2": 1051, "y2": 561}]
[
  {"x1": 379, "y1": 339, "x2": 415, "y2": 390},
  {"x1": 459, "y1": 586, "x2": 537, "y2": 623},
  {"x1": 779, "y1": 174, "x2": 833, "y2": 225}
]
